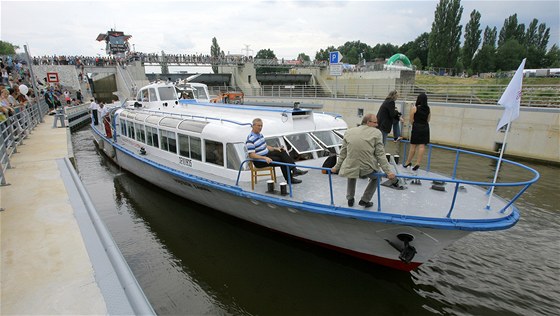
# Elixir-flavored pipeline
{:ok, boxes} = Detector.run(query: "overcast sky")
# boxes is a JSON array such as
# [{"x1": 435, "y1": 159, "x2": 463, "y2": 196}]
[{"x1": 1, "y1": 0, "x2": 559, "y2": 60}]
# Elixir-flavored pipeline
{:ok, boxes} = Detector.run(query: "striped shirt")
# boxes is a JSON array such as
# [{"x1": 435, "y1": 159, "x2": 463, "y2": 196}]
[{"x1": 246, "y1": 132, "x2": 269, "y2": 156}]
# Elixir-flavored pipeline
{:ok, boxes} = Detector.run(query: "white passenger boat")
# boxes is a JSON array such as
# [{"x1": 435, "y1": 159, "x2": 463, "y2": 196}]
[{"x1": 91, "y1": 82, "x2": 539, "y2": 271}]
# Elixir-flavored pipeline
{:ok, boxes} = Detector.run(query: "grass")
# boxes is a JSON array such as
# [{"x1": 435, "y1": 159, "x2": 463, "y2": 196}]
[{"x1": 415, "y1": 74, "x2": 560, "y2": 86}]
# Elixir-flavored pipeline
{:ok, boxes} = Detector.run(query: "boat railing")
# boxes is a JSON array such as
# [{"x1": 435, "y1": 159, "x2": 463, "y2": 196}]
[{"x1": 235, "y1": 143, "x2": 539, "y2": 218}]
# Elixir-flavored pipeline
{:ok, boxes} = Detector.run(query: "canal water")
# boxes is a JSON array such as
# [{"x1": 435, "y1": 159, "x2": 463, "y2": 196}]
[{"x1": 71, "y1": 128, "x2": 559, "y2": 316}]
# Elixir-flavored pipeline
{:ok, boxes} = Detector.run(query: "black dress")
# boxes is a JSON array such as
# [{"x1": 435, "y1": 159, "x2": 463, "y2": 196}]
[{"x1": 410, "y1": 105, "x2": 430, "y2": 144}]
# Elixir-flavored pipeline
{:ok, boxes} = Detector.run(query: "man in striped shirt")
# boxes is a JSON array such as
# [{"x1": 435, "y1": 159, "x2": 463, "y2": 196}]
[{"x1": 246, "y1": 118, "x2": 307, "y2": 184}]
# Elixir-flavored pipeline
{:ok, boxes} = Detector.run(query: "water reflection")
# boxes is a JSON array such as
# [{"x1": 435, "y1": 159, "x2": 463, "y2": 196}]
[{"x1": 112, "y1": 173, "x2": 441, "y2": 315}]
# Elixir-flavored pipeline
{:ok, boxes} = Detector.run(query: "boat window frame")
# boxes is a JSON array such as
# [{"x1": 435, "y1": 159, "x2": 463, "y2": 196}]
[
  {"x1": 146, "y1": 125, "x2": 158, "y2": 148},
  {"x1": 310, "y1": 130, "x2": 343, "y2": 149},
  {"x1": 283, "y1": 133, "x2": 323, "y2": 155},
  {"x1": 160, "y1": 129, "x2": 177, "y2": 154},
  {"x1": 204, "y1": 139, "x2": 224, "y2": 167}
]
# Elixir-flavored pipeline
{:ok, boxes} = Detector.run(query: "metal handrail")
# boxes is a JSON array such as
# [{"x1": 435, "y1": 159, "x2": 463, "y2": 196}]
[{"x1": 0, "y1": 98, "x2": 49, "y2": 186}]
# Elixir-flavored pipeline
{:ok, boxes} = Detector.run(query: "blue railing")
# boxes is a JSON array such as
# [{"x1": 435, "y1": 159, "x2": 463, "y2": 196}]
[{"x1": 234, "y1": 143, "x2": 539, "y2": 218}]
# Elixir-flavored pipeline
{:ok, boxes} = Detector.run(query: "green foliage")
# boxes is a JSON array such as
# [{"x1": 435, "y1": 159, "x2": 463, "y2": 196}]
[
  {"x1": 255, "y1": 48, "x2": 276, "y2": 59},
  {"x1": 428, "y1": 0, "x2": 463, "y2": 69},
  {"x1": 255, "y1": 49, "x2": 278, "y2": 74},
  {"x1": 412, "y1": 57, "x2": 423, "y2": 70},
  {"x1": 544, "y1": 44, "x2": 560, "y2": 68},
  {"x1": 371, "y1": 43, "x2": 398, "y2": 60},
  {"x1": 483, "y1": 26, "x2": 498, "y2": 47},
  {"x1": 462, "y1": 9, "x2": 481, "y2": 70},
  {"x1": 400, "y1": 33, "x2": 429, "y2": 69},
  {"x1": 314, "y1": 46, "x2": 336, "y2": 61},
  {"x1": 297, "y1": 53, "x2": 310, "y2": 62},
  {"x1": 498, "y1": 14, "x2": 525, "y2": 46},
  {"x1": 0, "y1": 41, "x2": 18, "y2": 55},
  {"x1": 471, "y1": 45, "x2": 496, "y2": 73},
  {"x1": 210, "y1": 37, "x2": 221, "y2": 74},
  {"x1": 496, "y1": 39, "x2": 524, "y2": 71}
]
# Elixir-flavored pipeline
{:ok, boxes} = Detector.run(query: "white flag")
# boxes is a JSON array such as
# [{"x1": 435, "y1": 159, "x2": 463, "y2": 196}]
[{"x1": 496, "y1": 58, "x2": 526, "y2": 131}]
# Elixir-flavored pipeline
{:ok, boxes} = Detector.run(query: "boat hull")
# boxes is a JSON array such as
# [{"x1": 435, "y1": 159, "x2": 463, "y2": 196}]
[{"x1": 93, "y1": 133, "x2": 469, "y2": 272}]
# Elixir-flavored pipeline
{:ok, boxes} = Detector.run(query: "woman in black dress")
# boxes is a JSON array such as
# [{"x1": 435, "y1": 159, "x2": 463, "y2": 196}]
[{"x1": 404, "y1": 93, "x2": 430, "y2": 170}]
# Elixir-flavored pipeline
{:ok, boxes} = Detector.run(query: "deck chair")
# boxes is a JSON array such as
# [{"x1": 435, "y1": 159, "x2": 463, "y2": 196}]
[{"x1": 249, "y1": 161, "x2": 276, "y2": 190}]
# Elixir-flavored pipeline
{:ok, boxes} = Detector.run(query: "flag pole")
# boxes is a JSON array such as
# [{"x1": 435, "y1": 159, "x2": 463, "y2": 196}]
[{"x1": 486, "y1": 111, "x2": 513, "y2": 209}]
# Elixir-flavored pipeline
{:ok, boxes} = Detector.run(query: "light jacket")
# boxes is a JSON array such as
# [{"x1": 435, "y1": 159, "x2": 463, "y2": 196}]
[{"x1": 334, "y1": 124, "x2": 392, "y2": 178}]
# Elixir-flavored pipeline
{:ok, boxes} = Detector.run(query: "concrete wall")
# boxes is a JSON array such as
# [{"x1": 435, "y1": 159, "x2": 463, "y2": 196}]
[
  {"x1": 218, "y1": 63, "x2": 260, "y2": 95},
  {"x1": 32, "y1": 65, "x2": 81, "y2": 91},
  {"x1": 247, "y1": 96, "x2": 560, "y2": 163}
]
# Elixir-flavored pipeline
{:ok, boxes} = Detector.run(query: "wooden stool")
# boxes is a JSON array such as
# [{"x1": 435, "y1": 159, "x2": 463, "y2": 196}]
[{"x1": 249, "y1": 161, "x2": 276, "y2": 190}]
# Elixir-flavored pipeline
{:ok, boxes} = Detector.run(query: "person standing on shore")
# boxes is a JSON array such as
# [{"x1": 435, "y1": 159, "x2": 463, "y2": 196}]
[
  {"x1": 404, "y1": 93, "x2": 431, "y2": 171},
  {"x1": 376, "y1": 90, "x2": 399, "y2": 145}
]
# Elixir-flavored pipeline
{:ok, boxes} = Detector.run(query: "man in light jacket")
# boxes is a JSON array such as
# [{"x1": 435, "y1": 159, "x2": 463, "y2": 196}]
[{"x1": 332, "y1": 113, "x2": 396, "y2": 208}]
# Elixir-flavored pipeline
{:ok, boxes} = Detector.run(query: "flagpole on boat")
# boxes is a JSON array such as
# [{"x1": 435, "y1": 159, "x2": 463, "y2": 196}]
[
  {"x1": 486, "y1": 58, "x2": 526, "y2": 210},
  {"x1": 486, "y1": 111, "x2": 512, "y2": 209}
]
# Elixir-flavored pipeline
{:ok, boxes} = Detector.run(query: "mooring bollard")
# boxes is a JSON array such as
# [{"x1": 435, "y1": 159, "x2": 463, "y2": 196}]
[{"x1": 52, "y1": 108, "x2": 66, "y2": 128}]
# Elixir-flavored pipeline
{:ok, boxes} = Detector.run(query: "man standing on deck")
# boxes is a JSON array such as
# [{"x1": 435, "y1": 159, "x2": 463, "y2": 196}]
[
  {"x1": 246, "y1": 118, "x2": 307, "y2": 184},
  {"x1": 331, "y1": 113, "x2": 396, "y2": 208}
]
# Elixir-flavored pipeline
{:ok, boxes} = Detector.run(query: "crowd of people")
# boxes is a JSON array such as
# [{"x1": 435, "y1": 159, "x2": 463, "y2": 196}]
[{"x1": 1, "y1": 56, "x2": 36, "y2": 125}]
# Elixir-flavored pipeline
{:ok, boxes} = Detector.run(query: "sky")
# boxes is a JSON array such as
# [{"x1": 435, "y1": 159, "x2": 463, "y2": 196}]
[{"x1": 1, "y1": 0, "x2": 559, "y2": 60}]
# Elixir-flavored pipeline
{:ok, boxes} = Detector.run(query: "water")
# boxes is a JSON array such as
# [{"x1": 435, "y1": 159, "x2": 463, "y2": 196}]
[{"x1": 71, "y1": 128, "x2": 560, "y2": 316}]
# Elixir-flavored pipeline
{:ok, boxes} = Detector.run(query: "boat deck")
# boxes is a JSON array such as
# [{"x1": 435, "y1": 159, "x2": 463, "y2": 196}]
[{"x1": 213, "y1": 165, "x2": 511, "y2": 221}]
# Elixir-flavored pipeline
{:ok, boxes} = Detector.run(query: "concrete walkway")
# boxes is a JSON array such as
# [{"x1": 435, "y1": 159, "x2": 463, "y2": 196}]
[{"x1": 0, "y1": 119, "x2": 107, "y2": 314}]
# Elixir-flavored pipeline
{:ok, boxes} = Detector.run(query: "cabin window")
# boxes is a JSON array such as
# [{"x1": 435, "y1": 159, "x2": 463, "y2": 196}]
[
  {"x1": 311, "y1": 131, "x2": 343, "y2": 154},
  {"x1": 205, "y1": 140, "x2": 224, "y2": 166},
  {"x1": 146, "y1": 126, "x2": 158, "y2": 147},
  {"x1": 120, "y1": 119, "x2": 127, "y2": 137},
  {"x1": 127, "y1": 122, "x2": 135, "y2": 140},
  {"x1": 135, "y1": 123, "x2": 146, "y2": 143},
  {"x1": 148, "y1": 88, "x2": 157, "y2": 102},
  {"x1": 160, "y1": 130, "x2": 177, "y2": 154},
  {"x1": 226, "y1": 143, "x2": 247, "y2": 171},
  {"x1": 284, "y1": 133, "x2": 323, "y2": 161},
  {"x1": 158, "y1": 86, "x2": 177, "y2": 101},
  {"x1": 178, "y1": 134, "x2": 201, "y2": 161}
]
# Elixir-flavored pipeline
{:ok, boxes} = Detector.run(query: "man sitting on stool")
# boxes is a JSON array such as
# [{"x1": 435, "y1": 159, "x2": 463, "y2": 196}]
[{"x1": 246, "y1": 118, "x2": 307, "y2": 184}]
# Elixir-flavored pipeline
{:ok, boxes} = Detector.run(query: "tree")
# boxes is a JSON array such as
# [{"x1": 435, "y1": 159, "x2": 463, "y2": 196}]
[
  {"x1": 524, "y1": 20, "x2": 550, "y2": 68},
  {"x1": 462, "y1": 9, "x2": 481, "y2": 71},
  {"x1": 400, "y1": 33, "x2": 429, "y2": 70},
  {"x1": 255, "y1": 48, "x2": 276, "y2": 60},
  {"x1": 0, "y1": 41, "x2": 18, "y2": 55},
  {"x1": 255, "y1": 49, "x2": 278, "y2": 74},
  {"x1": 210, "y1": 37, "x2": 221, "y2": 74},
  {"x1": 471, "y1": 44, "x2": 496, "y2": 74},
  {"x1": 498, "y1": 14, "x2": 525, "y2": 47},
  {"x1": 428, "y1": 0, "x2": 463, "y2": 69},
  {"x1": 315, "y1": 46, "x2": 336, "y2": 61},
  {"x1": 338, "y1": 41, "x2": 372, "y2": 64},
  {"x1": 495, "y1": 39, "x2": 524, "y2": 71},
  {"x1": 482, "y1": 26, "x2": 498, "y2": 47},
  {"x1": 544, "y1": 44, "x2": 560, "y2": 68},
  {"x1": 297, "y1": 53, "x2": 310, "y2": 62},
  {"x1": 372, "y1": 43, "x2": 399, "y2": 60}
]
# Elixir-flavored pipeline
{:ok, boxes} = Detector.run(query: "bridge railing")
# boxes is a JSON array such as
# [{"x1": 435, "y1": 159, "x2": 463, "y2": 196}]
[{"x1": 246, "y1": 83, "x2": 559, "y2": 107}]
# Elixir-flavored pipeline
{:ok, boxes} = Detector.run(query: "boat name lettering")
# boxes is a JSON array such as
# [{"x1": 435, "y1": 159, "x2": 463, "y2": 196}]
[
  {"x1": 173, "y1": 178, "x2": 211, "y2": 192},
  {"x1": 179, "y1": 156, "x2": 192, "y2": 167}
]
